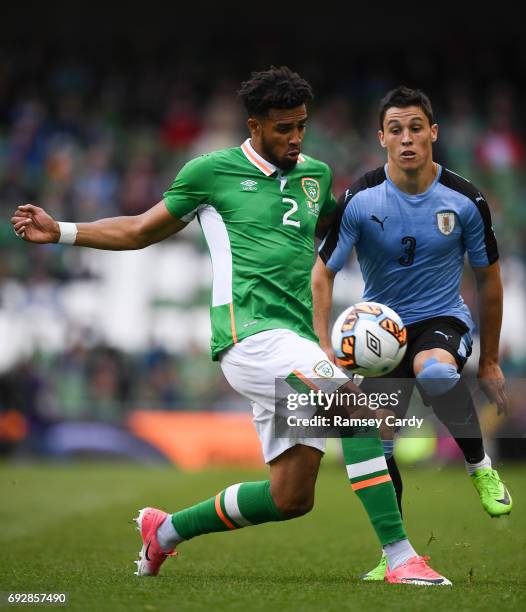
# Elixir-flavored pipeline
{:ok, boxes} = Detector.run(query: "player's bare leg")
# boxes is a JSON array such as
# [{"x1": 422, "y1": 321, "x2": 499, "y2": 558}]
[
  {"x1": 133, "y1": 444, "x2": 322, "y2": 576},
  {"x1": 269, "y1": 444, "x2": 322, "y2": 517}
]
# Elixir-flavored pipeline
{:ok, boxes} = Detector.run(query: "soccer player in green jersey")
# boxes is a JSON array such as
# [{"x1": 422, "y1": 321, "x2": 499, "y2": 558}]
[{"x1": 10, "y1": 67, "x2": 450, "y2": 585}]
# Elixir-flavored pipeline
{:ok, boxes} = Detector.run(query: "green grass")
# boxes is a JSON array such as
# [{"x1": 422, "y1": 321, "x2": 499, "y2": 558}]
[{"x1": 1, "y1": 460, "x2": 525, "y2": 611}]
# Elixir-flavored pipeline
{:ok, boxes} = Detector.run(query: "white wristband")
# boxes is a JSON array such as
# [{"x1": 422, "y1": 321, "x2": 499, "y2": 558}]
[{"x1": 58, "y1": 222, "x2": 78, "y2": 245}]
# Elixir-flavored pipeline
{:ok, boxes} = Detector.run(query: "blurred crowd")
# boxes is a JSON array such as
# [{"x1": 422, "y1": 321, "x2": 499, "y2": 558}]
[{"x1": 1, "y1": 47, "x2": 526, "y2": 427}]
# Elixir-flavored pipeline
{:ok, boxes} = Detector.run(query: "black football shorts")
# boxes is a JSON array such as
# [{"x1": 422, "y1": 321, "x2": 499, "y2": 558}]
[{"x1": 359, "y1": 316, "x2": 473, "y2": 417}]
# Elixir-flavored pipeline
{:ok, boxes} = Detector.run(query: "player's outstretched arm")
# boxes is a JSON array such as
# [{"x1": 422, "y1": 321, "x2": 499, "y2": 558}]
[
  {"x1": 473, "y1": 261, "x2": 508, "y2": 414},
  {"x1": 311, "y1": 255, "x2": 336, "y2": 362},
  {"x1": 10, "y1": 200, "x2": 187, "y2": 250}
]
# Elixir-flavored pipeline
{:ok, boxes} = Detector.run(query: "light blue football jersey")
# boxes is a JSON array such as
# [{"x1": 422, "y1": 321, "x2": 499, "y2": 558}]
[{"x1": 319, "y1": 165, "x2": 499, "y2": 329}]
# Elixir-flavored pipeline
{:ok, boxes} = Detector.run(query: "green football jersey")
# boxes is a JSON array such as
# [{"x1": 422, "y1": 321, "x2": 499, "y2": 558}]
[{"x1": 164, "y1": 138, "x2": 336, "y2": 360}]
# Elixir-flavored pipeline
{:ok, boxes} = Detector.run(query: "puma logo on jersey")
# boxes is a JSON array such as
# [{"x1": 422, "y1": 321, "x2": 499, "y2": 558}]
[
  {"x1": 344, "y1": 189, "x2": 353, "y2": 203},
  {"x1": 241, "y1": 180, "x2": 258, "y2": 191},
  {"x1": 370, "y1": 215, "x2": 388, "y2": 231},
  {"x1": 434, "y1": 330, "x2": 452, "y2": 340},
  {"x1": 475, "y1": 193, "x2": 485, "y2": 203}
]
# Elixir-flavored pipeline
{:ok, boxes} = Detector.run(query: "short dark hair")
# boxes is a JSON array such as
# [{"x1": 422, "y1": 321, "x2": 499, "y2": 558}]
[
  {"x1": 379, "y1": 86, "x2": 434, "y2": 130},
  {"x1": 237, "y1": 66, "x2": 313, "y2": 117}
]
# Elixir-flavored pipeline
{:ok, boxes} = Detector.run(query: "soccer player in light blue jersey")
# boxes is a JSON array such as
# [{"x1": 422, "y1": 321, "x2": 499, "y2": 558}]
[{"x1": 312, "y1": 86, "x2": 512, "y2": 581}]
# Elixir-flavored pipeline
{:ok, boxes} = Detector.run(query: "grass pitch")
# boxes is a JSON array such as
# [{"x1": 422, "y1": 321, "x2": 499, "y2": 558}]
[{"x1": 1, "y1": 460, "x2": 525, "y2": 611}]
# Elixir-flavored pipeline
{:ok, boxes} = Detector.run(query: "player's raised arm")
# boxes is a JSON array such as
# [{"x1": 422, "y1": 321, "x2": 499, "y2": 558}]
[
  {"x1": 312, "y1": 255, "x2": 336, "y2": 361},
  {"x1": 472, "y1": 261, "x2": 508, "y2": 414},
  {"x1": 10, "y1": 200, "x2": 187, "y2": 250}
]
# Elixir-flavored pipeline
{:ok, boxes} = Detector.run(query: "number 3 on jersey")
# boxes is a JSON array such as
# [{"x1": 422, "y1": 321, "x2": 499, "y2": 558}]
[
  {"x1": 399, "y1": 236, "x2": 416, "y2": 266},
  {"x1": 282, "y1": 197, "x2": 300, "y2": 227}
]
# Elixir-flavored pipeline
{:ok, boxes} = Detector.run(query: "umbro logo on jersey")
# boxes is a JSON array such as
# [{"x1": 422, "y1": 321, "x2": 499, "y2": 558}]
[
  {"x1": 370, "y1": 215, "x2": 388, "y2": 231},
  {"x1": 241, "y1": 179, "x2": 258, "y2": 191}
]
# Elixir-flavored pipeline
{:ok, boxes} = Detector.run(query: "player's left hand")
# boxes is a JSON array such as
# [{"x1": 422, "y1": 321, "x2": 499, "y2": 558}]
[
  {"x1": 320, "y1": 344, "x2": 337, "y2": 365},
  {"x1": 478, "y1": 362, "x2": 508, "y2": 415}
]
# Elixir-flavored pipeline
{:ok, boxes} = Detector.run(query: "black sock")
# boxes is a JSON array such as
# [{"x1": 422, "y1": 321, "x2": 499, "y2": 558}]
[
  {"x1": 429, "y1": 379, "x2": 485, "y2": 464},
  {"x1": 387, "y1": 455, "x2": 403, "y2": 517}
]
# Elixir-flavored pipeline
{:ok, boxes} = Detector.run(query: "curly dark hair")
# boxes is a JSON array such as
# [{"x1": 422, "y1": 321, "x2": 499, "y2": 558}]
[
  {"x1": 237, "y1": 66, "x2": 313, "y2": 117},
  {"x1": 379, "y1": 86, "x2": 434, "y2": 129}
]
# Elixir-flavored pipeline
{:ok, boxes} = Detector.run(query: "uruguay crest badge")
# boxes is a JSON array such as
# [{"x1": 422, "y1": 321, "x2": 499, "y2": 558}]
[{"x1": 436, "y1": 211, "x2": 456, "y2": 235}]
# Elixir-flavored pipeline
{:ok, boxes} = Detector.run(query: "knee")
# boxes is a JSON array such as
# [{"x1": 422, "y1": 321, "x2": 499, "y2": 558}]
[
  {"x1": 272, "y1": 490, "x2": 315, "y2": 518},
  {"x1": 416, "y1": 358, "x2": 459, "y2": 397},
  {"x1": 382, "y1": 439, "x2": 395, "y2": 460}
]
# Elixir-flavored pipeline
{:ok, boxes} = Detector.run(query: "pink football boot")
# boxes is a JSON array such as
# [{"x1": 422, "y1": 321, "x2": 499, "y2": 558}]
[
  {"x1": 134, "y1": 507, "x2": 177, "y2": 576},
  {"x1": 385, "y1": 555, "x2": 452, "y2": 586}
]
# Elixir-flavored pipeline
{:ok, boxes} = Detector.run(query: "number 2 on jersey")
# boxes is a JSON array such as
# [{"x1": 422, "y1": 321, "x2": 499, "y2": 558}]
[
  {"x1": 399, "y1": 236, "x2": 416, "y2": 266},
  {"x1": 282, "y1": 197, "x2": 300, "y2": 227}
]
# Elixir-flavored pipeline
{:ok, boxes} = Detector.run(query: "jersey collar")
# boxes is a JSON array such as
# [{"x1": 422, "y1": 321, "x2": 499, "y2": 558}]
[
  {"x1": 385, "y1": 162, "x2": 443, "y2": 201},
  {"x1": 241, "y1": 138, "x2": 306, "y2": 176},
  {"x1": 241, "y1": 139, "x2": 277, "y2": 176}
]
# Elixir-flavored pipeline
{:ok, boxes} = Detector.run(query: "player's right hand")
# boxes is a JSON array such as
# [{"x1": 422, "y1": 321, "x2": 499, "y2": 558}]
[{"x1": 10, "y1": 204, "x2": 60, "y2": 244}]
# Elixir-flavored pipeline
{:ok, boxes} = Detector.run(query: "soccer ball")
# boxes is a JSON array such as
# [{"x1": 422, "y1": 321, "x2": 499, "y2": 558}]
[{"x1": 331, "y1": 301, "x2": 407, "y2": 376}]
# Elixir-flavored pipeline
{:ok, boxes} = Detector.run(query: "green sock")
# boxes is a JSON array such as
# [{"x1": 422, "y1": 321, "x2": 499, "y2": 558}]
[
  {"x1": 171, "y1": 480, "x2": 284, "y2": 541},
  {"x1": 341, "y1": 430, "x2": 406, "y2": 546}
]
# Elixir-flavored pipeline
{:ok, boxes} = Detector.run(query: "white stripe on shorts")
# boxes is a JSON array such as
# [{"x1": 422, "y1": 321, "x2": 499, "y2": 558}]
[
  {"x1": 223, "y1": 483, "x2": 252, "y2": 527},
  {"x1": 346, "y1": 456, "x2": 387, "y2": 480}
]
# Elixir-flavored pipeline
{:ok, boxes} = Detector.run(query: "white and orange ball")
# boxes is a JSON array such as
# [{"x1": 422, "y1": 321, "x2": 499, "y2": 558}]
[{"x1": 331, "y1": 301, "x2": 407, "y2": 377}]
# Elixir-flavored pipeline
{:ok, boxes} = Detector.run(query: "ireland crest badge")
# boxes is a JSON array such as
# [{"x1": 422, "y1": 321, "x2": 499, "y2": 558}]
[{"x1": 301, "y1": 177, "x2": 320, "y2": 203}]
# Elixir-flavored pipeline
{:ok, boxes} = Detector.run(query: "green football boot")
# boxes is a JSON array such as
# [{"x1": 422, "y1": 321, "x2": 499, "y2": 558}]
[
  {"x1": 471, "y1": 468, "x2": 512, "y2": 517},
  {"x1": 360, "y1": 553, "x2": 387, "y2": 581}
]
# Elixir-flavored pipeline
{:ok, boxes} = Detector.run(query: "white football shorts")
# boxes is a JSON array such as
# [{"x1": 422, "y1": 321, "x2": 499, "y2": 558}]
[{"x1": 219, "y1": 328, "x2": 348, "y2": 463}]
